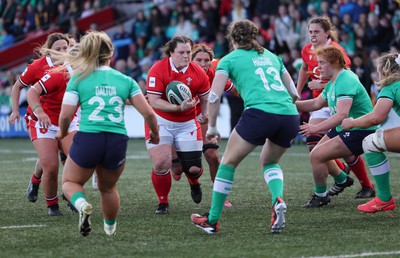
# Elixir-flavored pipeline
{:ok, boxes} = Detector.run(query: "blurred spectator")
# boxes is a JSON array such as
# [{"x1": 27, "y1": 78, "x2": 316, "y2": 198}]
[
  {"x1": 147, "y1": 25, "x2": 166, "y2": 57},
  {"x1": 274, "y1": 4, "x2": 291, "y2": 54},
  {"x1": 289, "y1": 9, "x2": 309, "y2": 49},
  {"x1": 201, "y1": 0, "x2": 219, "y2": 41},
  {"x1": 364, "y1": 46, "x2": 381, "y2": 96},
  {"x1": 229, "y1": 0, "x2": 248, "y2": 21},
  {"x1": 364, "y1": 13, "x2": 386, "y2": 51},
  {"x1": 0, "y1": 84, "x2": 11, "y2": 114},
  {"x1": 133, "y1": 35, "x2": 147, "y2": 60},
  {"x1": 174, "y1": 14, "x2": 193, "y2": 38},
  {"x1": 81, "y1": 1, "x2": 95, "y2": 19},
  {"x1": 157, "y1": 4, "x2": 172, "y2": 30},
  {"x1": 341, "y1": 13, "x2": 354, "y2": 35},
  {"x1": 68, "y1": 20, "x2": 83, "y2": 42},
  {"x1": 127, "y1": 55, "x2": 143, "y2": 82},
  {"x1": 67, "y1": 0, "x2": 81, "y2": 20},
  {"x1": 35, "y1": 3, "x2": 50, "y2": 30},
  {"x1": 320, "y1": 1, "x2": 333, "y2": 17},
  {"x1": 112, "y1": 23, "x2": 132, "y2": 61},
  {"x1": 149, "y1": 6, "x2": 164, "y2": 30},
  {"x1": 114, "y1": 59, "x2": 128, "y2": 75},
  {"x1": 55, "y1": 2, "x2": 69, "y2": 31},
  {"x1": 165, "y1": 17, "x2": 177, "y2": 39},
  {"x1": 213, "y1": 30, "x2": 229, "y2": 58},
  {"x1": 338, "y1": 0, "x2": 357, "y2": 21},
  {"x1": 1, "y1": 0, "x2": 18, "y2": 28},
  {"x1": 24, "y1": 4, "x2": 36, "y2": 32},
  {"x1": 42, "y1": 0, "x2": 58, "y2": 23},
  {"x1": 131, "y1": 10, "x2": 150, "y2": 42},
  {"x1": 353, "y1": 0, "x2": 369, "y2": 23},
  {"x1": 0, "y1": 27, "x2": 14, "y2": 50},
  {"x1": 339, "y1": 31, "x2": 355, "y2": 57},
  {"x1": 9, "y1": 16, "x2": 24, "y2": 40},
  {"x1": 351, "y1": 54, "x2": 369, "y2": 92}
]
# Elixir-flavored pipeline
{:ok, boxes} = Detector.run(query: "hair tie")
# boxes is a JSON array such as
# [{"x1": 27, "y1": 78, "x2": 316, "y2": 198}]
[{"x1": 395, "y1": 54, "x2": 400, "y2": 65}]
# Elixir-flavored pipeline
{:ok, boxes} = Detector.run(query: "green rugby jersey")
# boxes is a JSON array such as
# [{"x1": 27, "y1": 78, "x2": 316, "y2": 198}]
[
  {"x1": 377, "y1": 81, "x2": 400, "y2": 129},
  {"x1": 321, "y1": 69, "x2": 377, "y2": 132},
  {"x1": 217, "y1": 48, "x2": 298, "y2": 115},
  {"x1": 67, "y1": 66, "x2": 142, "y2": 135}
]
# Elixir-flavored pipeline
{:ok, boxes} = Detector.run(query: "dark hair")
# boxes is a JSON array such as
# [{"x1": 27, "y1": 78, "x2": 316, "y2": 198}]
[
  {"x1": 37, "y1": 33, "x2": 69, "y2": 57},
  {"x1": 162, "y1": 35, "x2": 194, "y2": 57},
  {"x1": 308, "y1": 16, "x2": 338, "y2": 42},
  {"x1": 227, "y1": 19, "x2": 264, "y2": 54}
]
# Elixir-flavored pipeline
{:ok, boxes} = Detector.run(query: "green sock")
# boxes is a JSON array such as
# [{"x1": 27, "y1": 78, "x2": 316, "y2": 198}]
[
  {"x1": 104, "y1": 219, "x2": 116, "y2": 226},
  {"x1": 365, "y1": 152, "x2": 391, "y2": 201},
  {"x1": 71, "y1": 192, "x2": 87, "y2": 211},
  {"x1": 263, "y1": 163, "x2": 283, "y2": 205},
  {"x1": 208, "y1": 164, "x2": 235, "y2": 225},
  {"x1": 333, "y1": 171, "x2": 347, "y2": 184},
  {"x1": 314, "y1": 184, "x2": 327, "y2": 196}
]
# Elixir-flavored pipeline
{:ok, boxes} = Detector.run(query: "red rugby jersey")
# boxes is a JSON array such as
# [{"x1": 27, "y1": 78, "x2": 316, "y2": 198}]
[{"x1": 146, "y1": 57, "x2": 210, "y2": 122}]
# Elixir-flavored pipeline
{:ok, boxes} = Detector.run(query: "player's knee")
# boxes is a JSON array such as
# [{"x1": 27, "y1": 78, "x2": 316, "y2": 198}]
[
  {"x1": 362, "y1": 129, "x2": 387, "y2": 153},
  {"x1": 306, "y1": 133, "x2": 323, "y2": 146},
  {"x1": 178, "y1": 151, "x2": 203, "y2": 176},
  {"x1": 306, "y1": 133, "x2": 324, "y2": 151},
  {"x1": 203, "y1": 145, "x2": 219, "y2": 162},
  {"x1": 152, "y1": 169, "x2": 169, "y2": 176},
  {"x1": 203, "y1": 143, "x2": 219, "y2": 153}
]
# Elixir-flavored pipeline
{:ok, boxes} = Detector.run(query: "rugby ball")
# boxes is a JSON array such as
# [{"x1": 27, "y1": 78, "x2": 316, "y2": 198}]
[{"x1": 166, "y1": 81, "x2": 192, "y2": 104}]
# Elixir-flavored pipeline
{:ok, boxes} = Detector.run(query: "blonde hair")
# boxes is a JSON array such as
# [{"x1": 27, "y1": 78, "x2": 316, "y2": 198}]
[
  {"x1": 64, "y1": 31, "x2": 114, "y2": 81},
  {"x1": 376, "y1": 52, "x2": 400, "y2": 88},
  {"x1": 308, "y1": 16, "x2": 338, "y2": 42},
  {"x1": 227, "y1": 19, "x2": 264, "y2": 54},
  {"x1": 314, "y1": 46, "x2": 347, "y2": 69}
]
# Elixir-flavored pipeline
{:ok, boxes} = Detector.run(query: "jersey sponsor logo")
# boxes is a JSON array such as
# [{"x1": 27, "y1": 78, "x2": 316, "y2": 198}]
[
  {"x1": 309, "y1": 55, "x2": 313, "y2": 61},
  {"x1": 149, "y1": 77, "x2": 156, "y2": 87},
  {"x1": 41, "y1": 74, "x2": 51, "y2": 82},
  {"x1": 251, "y1": 56, "x2": 272, "y2": 66}
]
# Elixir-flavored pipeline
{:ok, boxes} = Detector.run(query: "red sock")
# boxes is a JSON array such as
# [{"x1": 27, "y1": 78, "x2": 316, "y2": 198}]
[
  {"x1": 151, "y1": 170, "x2": 171, "y2": 204},
  {"x1": 31, "y1": 174, "x2": 41, "y2": 184},
  {"x1": 348, "y1": 156, "x2": 373, "y2": 188},
  {"x1": 334, "y1": 159, "x2": 345, "y2": 171},
  {"x1": 45, "y1": 195, "x2": 58, "y2": 206}
]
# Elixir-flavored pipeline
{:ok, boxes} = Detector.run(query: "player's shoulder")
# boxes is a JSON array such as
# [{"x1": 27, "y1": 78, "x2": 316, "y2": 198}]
[
  {"x1": 149, "y1": 58, "x2": 169, "y2": 74},
  {"x1": 301, "y1": 43, "x2": 313, "y2": 54},
  {"x1": 26, "y1": 57, "x2": 47, "y2": 70}
]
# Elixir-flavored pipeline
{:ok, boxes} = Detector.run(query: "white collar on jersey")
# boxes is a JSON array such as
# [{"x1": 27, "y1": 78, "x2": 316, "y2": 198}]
[
  {"x1": 311, "y1": 38, "x2": 332, "y2": 51},
  {"x1": 169, "y1": 57, "x2": 189, "y2": 73},
  {"x1": 95, "y1": 66, "x2": 111, "y2": 70},
  {"x1": 45, "y1": 55, "x2": 54, "y2": 67}
]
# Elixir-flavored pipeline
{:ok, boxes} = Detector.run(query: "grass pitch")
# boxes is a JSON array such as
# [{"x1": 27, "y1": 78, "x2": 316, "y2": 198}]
[{"x1": 1, "y1": 138, "x2": 400, "y2": 258}]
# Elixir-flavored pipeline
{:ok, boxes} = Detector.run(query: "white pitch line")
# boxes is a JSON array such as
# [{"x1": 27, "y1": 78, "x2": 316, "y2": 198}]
[
  {"x1": 0, "y1": 224, "x2": 47, "y2": 229},
  {"x1": 307, "y1": 251, "x2": 400, "y2": 258}
]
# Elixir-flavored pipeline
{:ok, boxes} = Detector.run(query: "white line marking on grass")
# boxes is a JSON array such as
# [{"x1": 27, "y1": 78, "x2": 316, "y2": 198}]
[
  {"x1": 0, "y1": 149, "x2": 36, "y2": 154},
  {"x1": 307, "y1": 251, "x2": 400, "y2": 258},
  {"x1": 0, "y1": 157, "x2": 37, "y2": 164},
  {"x1": 0, "y1": 224, "x2": 47, "y2": 229}
]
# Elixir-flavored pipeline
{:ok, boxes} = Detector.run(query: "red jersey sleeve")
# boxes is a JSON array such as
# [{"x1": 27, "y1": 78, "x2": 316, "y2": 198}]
[{"x1": 37, "y1": 71, "x2": 70, "y2": 125}]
